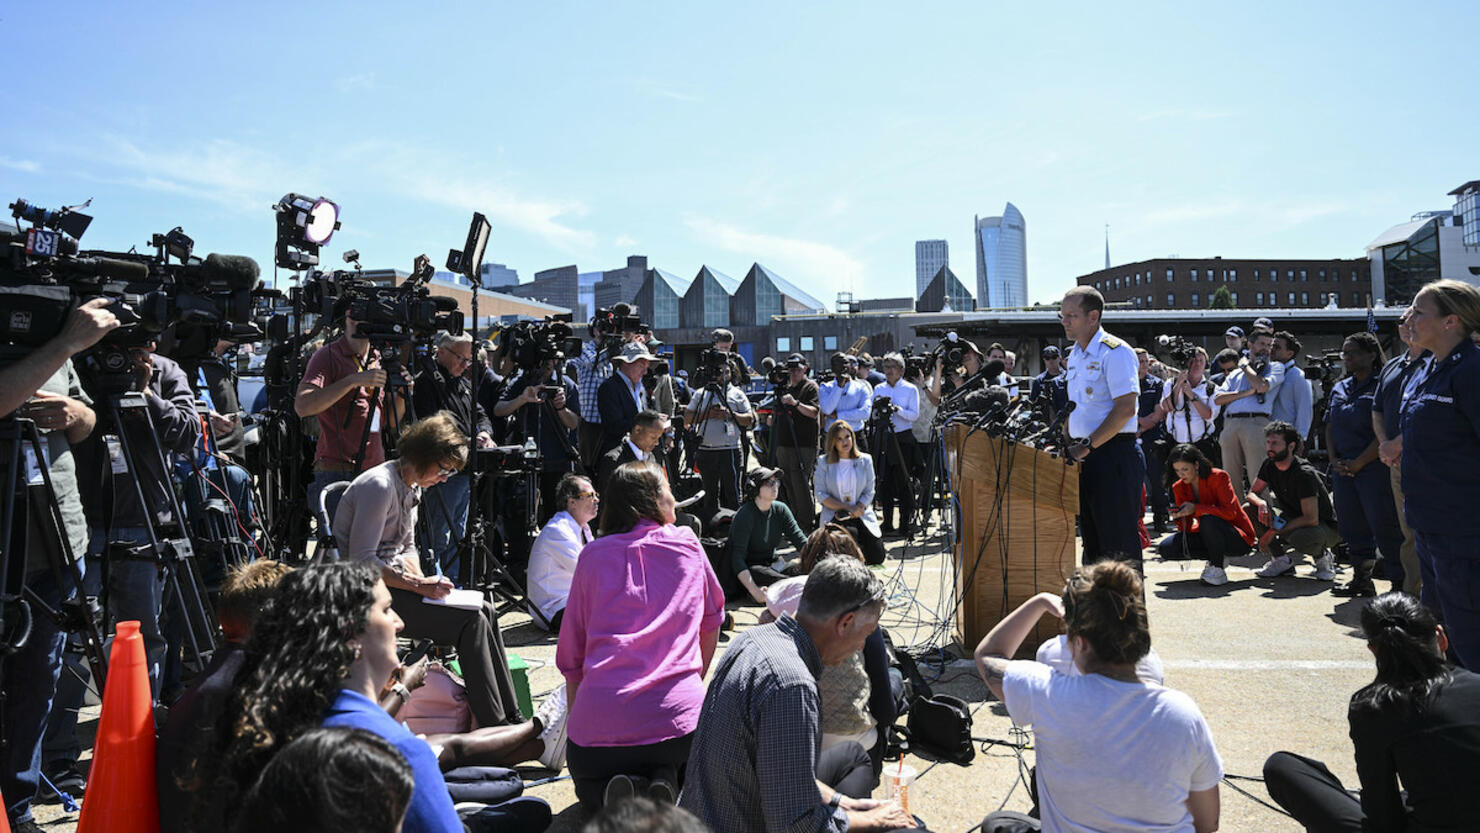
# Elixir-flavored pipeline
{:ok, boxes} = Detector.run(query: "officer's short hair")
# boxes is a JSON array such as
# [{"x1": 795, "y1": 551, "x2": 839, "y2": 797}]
[
  {"x1": 880, "y1": 351, "x2": 905, "y2": 369},
  {"x1": 711, "y1": 328, "x2": 734, "y2": 344},
  {"x1": 438, "y1": 331, "x2": 473, "y2": 350},
  {"x1": 1064, "y1": 286, "x2": 1104, "y2": 316},
  {"x1": 633, "y1": 409, "x2": 667, "y2": 430},
  {"x1": 797, "y1": 556, "x2": 884, "y2": 623},
  {"x1": 1215, "y1": 348, "x2": 1240, "y2": 366}
]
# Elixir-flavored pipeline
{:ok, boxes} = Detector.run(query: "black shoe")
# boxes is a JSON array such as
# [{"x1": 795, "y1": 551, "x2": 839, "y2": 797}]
[
  {"x1": 37, "y1": 762, "x2": 84, "y2": 804},
  {"x1": 14, "y1": 820, "x2": 46, "y2": 833},
  {"x1": 604, "y1": 774, "x2": 637, "y2": 808},
  {"x1": 648, "y1": 777, "x2": 677, "y2": 805},
  {"x1": 1332, "y1": 580, "x2": 1377, "y2": 598}
]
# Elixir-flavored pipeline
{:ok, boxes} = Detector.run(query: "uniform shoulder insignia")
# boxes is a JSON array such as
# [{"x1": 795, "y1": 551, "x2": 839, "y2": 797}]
[{"x1": 1100, "y1": 333, "x2": 1125, "y2": 349}]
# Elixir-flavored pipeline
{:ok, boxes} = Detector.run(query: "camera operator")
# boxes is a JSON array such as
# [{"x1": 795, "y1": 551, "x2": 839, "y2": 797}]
[
  {"x1": 0, "y1": 298, "x2": 116, "y2": 832},
  {"x1": 672, "y1": 369, "x2": 693, "y2": 408},
  {"x1": 293, "y1": 311, "x2": 408, "y2": 522},
  {"x1": 986, "y1": 343, "x2": 1019, "y2": 398},
  {"x1": 598, "y1": 342, "x2": 660, "y2": 458},
  {"x1": 43, "y1": 337, "x2": 203, "y2": 794},
  {"x1": 684, "y1": 363, "x2": 754, "y2": 520},
  {"x1": 495, "y1": 356, "x2": 581, "y2": 527},
  {"x1": 1160, "y1": 346, "x2": 1220, "y2": 465},
  {"x1": 856, "y1": 352, "x2": 885, "y2": 388},
  {"x1": 1134, "y1": 348, "x2": 1172, "y2": 535},
  {"x1": 818, "y1": 353, "x2": 872, "y2": 442},
  {"x1": 572, "y1": 305, "x2": 638, "y2": 469},
  {"x1": 1213, "y1": 328, "x2": 1285, "y2": 495},
  {"x1": 872, "y1": 353, "x2": 921, "y2": 537},
  {"x1": 412, "y1": 332, "x2": 495, "y2": 581},
  {"x1": 770, "y1": 354, "x2": 821, "y2": 533},
  {"x1": 477, "y1": 340, "x2": 515, "y2": 447}
]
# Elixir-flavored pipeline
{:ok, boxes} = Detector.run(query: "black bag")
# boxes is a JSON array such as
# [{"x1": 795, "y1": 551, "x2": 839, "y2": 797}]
[{"x1": 905, "y1": 693, "x2": 975, "y2": 765}]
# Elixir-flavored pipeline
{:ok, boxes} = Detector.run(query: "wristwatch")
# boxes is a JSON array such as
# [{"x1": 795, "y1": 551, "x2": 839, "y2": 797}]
[
  {"x1": 828, "y1": 792, "x2": 842, "y2": 811},
  {"x1": 390, "y1": 682, "x2": 412, "y2": 703}
]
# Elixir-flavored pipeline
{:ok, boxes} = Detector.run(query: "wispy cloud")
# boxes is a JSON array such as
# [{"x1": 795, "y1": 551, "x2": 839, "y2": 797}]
[
  {"x1": 0, "y1": 156, "x2": 40, "y2": 173},
  {"x1": 87, "y1": 136, "x2": 303, "y2": 215},
  {"x1": 334, "y1": 72, "x2": 376, "y2": 93},
  {"x1": 685, "y1": 216, "x2": 863, "y2": 288},
  {"x1": 614, "y1": 234, "x2": 637, "y2": 248}
]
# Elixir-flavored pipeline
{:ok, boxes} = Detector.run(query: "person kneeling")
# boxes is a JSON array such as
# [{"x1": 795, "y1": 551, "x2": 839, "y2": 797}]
[{"x1": 1158, "y1": 443, "x2": 1256, "y2": 586}]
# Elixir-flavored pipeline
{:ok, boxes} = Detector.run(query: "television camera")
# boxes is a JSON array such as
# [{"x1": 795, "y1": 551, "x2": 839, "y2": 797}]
[
  {"x1": 494, "y1": 315, "x2": 583, "y2": 372},
  {"x1": 1155, "y1": 333, "x2": 1198, "y2": 368}
]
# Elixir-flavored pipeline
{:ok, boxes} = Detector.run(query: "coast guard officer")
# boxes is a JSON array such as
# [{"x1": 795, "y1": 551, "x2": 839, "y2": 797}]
[{"x1": 1060, "y1": 286, "x2": 1142, "y2": 569}]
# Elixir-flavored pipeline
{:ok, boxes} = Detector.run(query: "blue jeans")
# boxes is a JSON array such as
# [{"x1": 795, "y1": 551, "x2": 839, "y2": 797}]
[
  {"x1": 2, "y1": 569, "x2": 70, "y2": 824},
  {"x1": 1414, "y1": 530, "x2": 1480, "y2": 670},
  {"x1": 43, "y1": 526, "x2": 168, "y2": 771},
  {"x1": 422, "y1": 473, "x2": 471, "y2": 584}
]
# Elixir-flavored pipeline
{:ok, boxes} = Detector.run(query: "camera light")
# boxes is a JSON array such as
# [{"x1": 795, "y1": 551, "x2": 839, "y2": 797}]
[{"x1": 302, "y1": 198, "x2": 339, "y2": 244}]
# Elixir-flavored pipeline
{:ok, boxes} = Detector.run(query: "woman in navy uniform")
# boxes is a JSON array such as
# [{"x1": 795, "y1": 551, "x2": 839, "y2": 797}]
[
  {"x1": 1060, "y1": 286, "x2": 1142, "y2": 569},
  {"x1": 1324, "y1": 332, "x2": 1404, "y2": 598},
  {"x1": 1397, "y1": 279, "x2": 1480, "y2": 670}
]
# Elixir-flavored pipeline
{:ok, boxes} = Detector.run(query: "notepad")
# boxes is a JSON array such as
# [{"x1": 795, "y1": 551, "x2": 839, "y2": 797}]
[{"x1": 422, "y1": 589, "x2": 485, "y2": 610}]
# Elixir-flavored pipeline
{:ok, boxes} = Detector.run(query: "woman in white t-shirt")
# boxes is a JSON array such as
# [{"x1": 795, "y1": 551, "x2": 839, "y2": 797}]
[{"x1": 973, "y1": 562, "x2": 1223, "y2": 833}]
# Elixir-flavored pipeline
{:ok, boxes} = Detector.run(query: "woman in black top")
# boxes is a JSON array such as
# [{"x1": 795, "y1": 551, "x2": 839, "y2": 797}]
[{"x1": 1263, "y1": 593, "x2": 1480, "y2": 832}]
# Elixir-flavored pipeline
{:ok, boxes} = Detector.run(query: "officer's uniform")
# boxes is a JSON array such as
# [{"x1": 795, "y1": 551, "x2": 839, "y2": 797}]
[
  {"x1": 1371, "y1": 351, "x2": 1422, "y2": 596},
  {"x1": 1029, "y1": 369, "x2": 1069, "y2": 415},
  {"x1": 1066, "y1": 327, "x2": 1142, "y2": 565},
  {"x1": 1326, "y1": 372, "x2": 1404, "y2": 586},
  {"x1": 1398, "y1": 338, "x2": 1480, "y2": 670},
  {"x1": 1137, "y1": 372, "x2": 1169, "y2": 526}
]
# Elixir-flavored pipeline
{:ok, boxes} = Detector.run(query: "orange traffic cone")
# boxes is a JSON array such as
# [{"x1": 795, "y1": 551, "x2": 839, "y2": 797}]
[
  {"x1": 77, "y1": 621, "x2": 159, "y2": 833},
  {"x1": 1, "y1": 787, "x2": 10, "y2": 833}
]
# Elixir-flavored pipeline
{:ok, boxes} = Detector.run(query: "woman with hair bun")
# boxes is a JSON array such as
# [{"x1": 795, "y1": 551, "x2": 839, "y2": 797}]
[
  {"x1": 1263, "y1": 592, "x2": 1480, "y2": 831},
  {"x1": 973, "y1": 562, "x2": 1222, "y2": 833}
]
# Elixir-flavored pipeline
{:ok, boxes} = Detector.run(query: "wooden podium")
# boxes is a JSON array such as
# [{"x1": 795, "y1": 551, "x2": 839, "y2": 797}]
[{"x1": 944, "y1": 423, "x2": 1079, "y2": 657}]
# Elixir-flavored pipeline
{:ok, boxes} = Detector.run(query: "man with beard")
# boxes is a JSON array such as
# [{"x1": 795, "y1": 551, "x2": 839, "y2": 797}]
[{"x1": 1244, "y1": 421, "x2": 1339, "y2": 581}]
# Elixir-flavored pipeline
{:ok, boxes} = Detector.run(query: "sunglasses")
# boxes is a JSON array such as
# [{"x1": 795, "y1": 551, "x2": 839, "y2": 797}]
[
  {"x1": 437, "y1": 466, "x2": 459, "y2": 478},
  {"x1": 841, "y1": 585, "x2": 887, "y2": 617}
]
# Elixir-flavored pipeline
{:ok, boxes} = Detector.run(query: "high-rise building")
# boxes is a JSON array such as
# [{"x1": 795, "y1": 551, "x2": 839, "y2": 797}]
[
  {"x1": 479, "y1": 262, "x2": 518, "y2": 288},
  {"x1": 915, "y1": 240, "x2": 948, "y2": 298},
  {"x1": 975, "y1": 203, "x2": 1027, "y2": 308}
]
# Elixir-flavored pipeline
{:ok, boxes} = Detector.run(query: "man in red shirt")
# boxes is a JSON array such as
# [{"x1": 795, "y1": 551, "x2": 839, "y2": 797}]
[{"x1": 294, "y1": 312, "x2": 407, "y2": 521}]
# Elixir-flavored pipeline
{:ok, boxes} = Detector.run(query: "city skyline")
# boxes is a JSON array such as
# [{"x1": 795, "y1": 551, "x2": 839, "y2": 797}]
[{"x1": 3, "y1": 2, "x2": 1476, "y2": 308}]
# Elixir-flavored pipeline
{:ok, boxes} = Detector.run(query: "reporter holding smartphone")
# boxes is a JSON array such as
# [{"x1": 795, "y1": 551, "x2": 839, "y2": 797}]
[{"x1": 495, "y1": 357, "x2": 581, "y2": 528}]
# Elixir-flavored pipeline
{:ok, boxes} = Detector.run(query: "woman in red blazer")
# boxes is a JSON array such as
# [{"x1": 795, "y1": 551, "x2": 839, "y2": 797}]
[{"x1": 1159, "y1": 443, "x2": 1257, "y2": 586}]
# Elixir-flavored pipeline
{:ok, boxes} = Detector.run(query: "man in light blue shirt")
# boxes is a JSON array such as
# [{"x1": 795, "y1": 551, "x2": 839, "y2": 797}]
[
  {"x1": 1270, "y1": 331, "x2": 1313, "y2": 441},
  {"x1": 871, "y1": 352, "x2": 920, "y2": 536},
  {"x1": 1213, "y1": 329, "x2": 1285, "y2": 494},
  {"x1": 818, "y1": 353, "x2": 872, "y2": 434}
]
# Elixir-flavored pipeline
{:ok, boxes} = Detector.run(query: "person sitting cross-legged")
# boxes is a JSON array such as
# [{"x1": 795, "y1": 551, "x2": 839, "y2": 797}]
[{"x1": 723, "y1": 466, "x2": 808, "y2": 603}]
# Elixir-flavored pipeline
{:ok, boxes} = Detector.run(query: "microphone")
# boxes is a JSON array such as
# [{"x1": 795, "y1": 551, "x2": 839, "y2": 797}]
[
  {"x1": 966, "y1": 394, "x2": 1018, "y2": 436},
  {"x1": 960, "y1": 385, "x2": 1009, "y2": 416},
  {"x1": 1025, "y1": 401, "x2": 1076, "y2": 444},
  {"x1": 202, "y1": 253, "x2": 262, "y2": 289},
  {"x1": 942, "y1": 358, "x2": 1006, "y2": 408}
]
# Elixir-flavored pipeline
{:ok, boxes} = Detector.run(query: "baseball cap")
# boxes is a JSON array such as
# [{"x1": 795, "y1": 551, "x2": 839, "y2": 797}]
[
  {"x1": 1224, "y1": 326, "x2": 1245, "y2": 338},
  {"x1": 1041, "y1": 345, "x2": 1061, "y2": 358}
]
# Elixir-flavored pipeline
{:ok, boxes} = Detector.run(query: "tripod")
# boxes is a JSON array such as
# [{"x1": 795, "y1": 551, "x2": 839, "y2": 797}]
[
  {"x1": 97, "y1": 391, "x2": 218, "y2": 672},
  {"x1": 867, "y1": 403, "x2": 917, "y2": 534},
  {"x1": 0, "y1": 418, "x2": 109, "y2": 690}
]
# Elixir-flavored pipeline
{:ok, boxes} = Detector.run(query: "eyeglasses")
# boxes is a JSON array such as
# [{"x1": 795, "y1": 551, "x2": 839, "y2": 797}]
[
  {"x1": 576, "y1": 491, "x2": 598, "y2": 500},
  {"x1": 841, "y1": 585, "x2": 887, "y2": 617},
  {"x1": 437, "y1": 466, "x2": 459, "y2": 477},
  {"x1": 441, "y1": 348, "x2": 473, "y2": 367}
]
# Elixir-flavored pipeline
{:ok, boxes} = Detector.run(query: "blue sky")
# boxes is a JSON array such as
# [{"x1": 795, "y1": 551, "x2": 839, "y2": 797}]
[{"x1": 4, "y1": 1, "x2": 1475, "y2": 308}]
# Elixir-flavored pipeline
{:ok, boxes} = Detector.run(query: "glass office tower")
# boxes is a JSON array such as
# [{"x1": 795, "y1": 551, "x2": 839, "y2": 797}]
[{"x1": 975, "y1": 202, "x2": 1027, "y2": 308}]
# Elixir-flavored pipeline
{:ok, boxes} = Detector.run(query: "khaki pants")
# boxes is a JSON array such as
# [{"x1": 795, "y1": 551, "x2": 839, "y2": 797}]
[
  {"x1": 1391, "y1": 464, "x2": 1421, "y2": 596},
  {"x1": 1220, "y1": 416, "x2": 1269, "y2": 496}
]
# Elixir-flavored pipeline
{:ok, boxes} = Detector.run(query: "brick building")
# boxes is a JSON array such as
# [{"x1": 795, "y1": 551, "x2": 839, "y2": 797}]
[{"x1": 1076, "y1": 257, "x2": 1374, "y2": 310}]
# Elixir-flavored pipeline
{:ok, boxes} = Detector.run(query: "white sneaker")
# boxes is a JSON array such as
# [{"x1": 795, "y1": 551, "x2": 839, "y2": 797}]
[
  {"x1": 1200, "y1": 564, "x2": 1229, "y2": 586},
  {"x1": 1256, "y1": 554, "x2": 1295, "y2": 578},
  {"x1": 535, "y1": 684, "x2": 569, "y2": 769},
  {"x1": 1313, "y1": 553, "x2": 1335, "y2": 581}
]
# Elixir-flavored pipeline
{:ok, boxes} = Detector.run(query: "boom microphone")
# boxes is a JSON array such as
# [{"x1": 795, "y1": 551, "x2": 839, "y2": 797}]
[
  {"x1": 201, "y1": 253, "x2": 262, "y2": 289},
  {"x1": 1025, "y1": 401, "x2": 1076, "y2": 444}
]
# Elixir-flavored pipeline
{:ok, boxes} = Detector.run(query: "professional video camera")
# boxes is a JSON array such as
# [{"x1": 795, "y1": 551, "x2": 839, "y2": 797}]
[
  {"x1": 495, "y1": 315, "x2": 583, "y2": 372},
  {"x1": 697, "y1": 347, "x2": 732, "y2": 388},
  {"x1": 591, "y1": 304, "x2": 642, "y2": 336},
  {"x1": 1155, "y1": 333, "x2": 1197, "y2": 368},
  {"x1": 3, "y1": 198, "x2": 268, "y2": 393},
  {"x1": 866, "y1": 396, "x2": 898, "y2": 430},
  {"x1": 340, "y1": 256, "x2": 464, "y2": 343}
]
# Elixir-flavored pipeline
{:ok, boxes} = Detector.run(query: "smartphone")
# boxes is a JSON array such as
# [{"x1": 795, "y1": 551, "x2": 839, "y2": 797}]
[{"x1": 402, "y1": 638, "x2": 434, "y2": 666}]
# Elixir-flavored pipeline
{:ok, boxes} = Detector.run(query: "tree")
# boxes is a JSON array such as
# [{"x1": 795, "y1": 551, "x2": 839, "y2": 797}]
[{"x1": 1209, "y1": 286, "x2": 1234, "y2": 309}]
